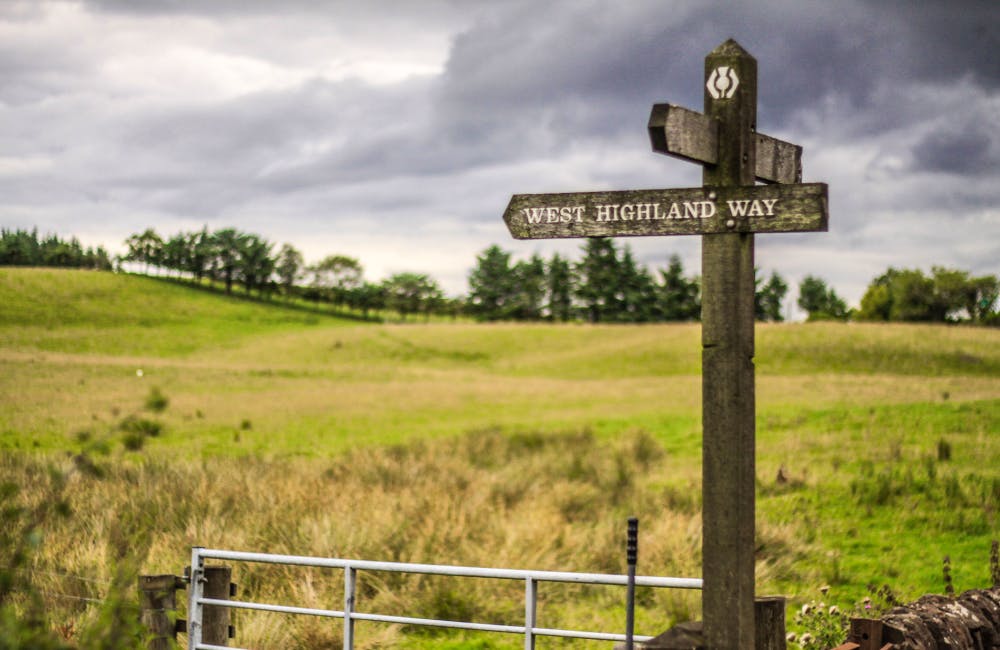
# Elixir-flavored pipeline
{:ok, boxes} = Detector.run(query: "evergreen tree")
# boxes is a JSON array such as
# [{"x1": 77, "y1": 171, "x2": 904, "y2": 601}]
[
  {"x1": 0, "y1": 228, "x2": 40, "y2": 265},
  {"x1": 575, "y1": 238, "x2": 620, "y2": 323},
  {"x1": 467, "y1": 245, "x2": 517, "y2": 321},
  {"x1": 547, "y1": 253, "x2": 574, "y2": 322},
  {"x1": 512, "y1": 254, "x2": 547, "y2": 320},
  {"x1": 1, "y1": 229, "x2": 111, "y2": 270},
  {"x1": 658, "y1": 254, "x2": 700, "y2": 321},
  {"x1": 618, "y1": 246, "x2": 658, "y2": 322}
]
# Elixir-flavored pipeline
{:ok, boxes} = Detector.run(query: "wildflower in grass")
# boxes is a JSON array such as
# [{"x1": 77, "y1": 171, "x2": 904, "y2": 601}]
[
  {"x1": 800, "y1": 632, "x2": 814, "y2": 646},
  {"x1": 786, "y1": 632, "x2": 798, "y2": 643},
  {"x1": 829, "y1": 606, "x2": 840, "y2": 615}
]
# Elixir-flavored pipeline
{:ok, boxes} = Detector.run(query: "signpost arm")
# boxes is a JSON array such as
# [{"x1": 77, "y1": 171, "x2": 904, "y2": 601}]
[{"x1": 700, "y1": 39, "x2": 757, "y2": 650}]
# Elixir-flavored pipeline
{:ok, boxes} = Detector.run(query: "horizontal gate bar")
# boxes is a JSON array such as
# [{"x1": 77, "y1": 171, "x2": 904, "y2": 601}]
[
  {"x1": 195, "y1": 597, "x2": 659, "y2": 643},
  {"x1": 195, "y1": 548, "x2": 702, "y2": 589}
]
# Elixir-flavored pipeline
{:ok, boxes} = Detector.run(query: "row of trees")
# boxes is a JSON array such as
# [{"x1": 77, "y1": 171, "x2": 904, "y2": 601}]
[
  {"x1": 0, "y1": 229, "x2": 113, "y2": 270},
  {"x1": 857, "y1": 267, "x2": 998, "y2": 324},
  {"x1": 124, "y1": 227, "x2": 277, "y2": 295},
  {"x1": 121, "y1": 227, "x2": 449, "y2": 320},
  {"x1": 468, "y1": 240, "x2": 795, "y2": 323},
  {"x1": 467, "y1": 241, "x2": 998, "y2": 325}
]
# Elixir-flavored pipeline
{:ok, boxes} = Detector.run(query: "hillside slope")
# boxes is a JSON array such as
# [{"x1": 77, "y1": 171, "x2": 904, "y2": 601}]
[
  {"x1": 0, "y1": 267, "x2": 354, "y2": 356},
  {"x1": 1, "y1": 266, "x2": 997, "y2": 454}
]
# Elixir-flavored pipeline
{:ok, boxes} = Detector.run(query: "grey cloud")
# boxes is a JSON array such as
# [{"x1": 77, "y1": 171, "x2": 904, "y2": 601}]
[{"x1": 911, "y1": 123, "x2": 997, "y2": 176}]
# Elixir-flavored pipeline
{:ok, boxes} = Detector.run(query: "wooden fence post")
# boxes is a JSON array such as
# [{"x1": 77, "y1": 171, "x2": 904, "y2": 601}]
[
  {"x1": 139, "y1": 574, "x2": 185, "y2": 650},
  {"x1": 848, "y1": 618, "x2": 884, "y2": 650},
  {"x1": 755, "y1": 596, "x2": 786, "y2": 650},
  {"x1": 202, "y1": 565, "x2": 234, "y2": 647}
]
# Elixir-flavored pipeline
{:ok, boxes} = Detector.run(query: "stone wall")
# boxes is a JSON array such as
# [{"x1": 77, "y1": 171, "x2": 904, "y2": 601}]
[{"x1": 843, "y1": 587, "x2": 1000, "y2": 650}]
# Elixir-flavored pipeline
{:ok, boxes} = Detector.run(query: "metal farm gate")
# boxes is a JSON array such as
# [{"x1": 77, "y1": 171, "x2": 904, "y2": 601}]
[{"x1": 187, "y1": 546, "x2": 703, "y2": 649}]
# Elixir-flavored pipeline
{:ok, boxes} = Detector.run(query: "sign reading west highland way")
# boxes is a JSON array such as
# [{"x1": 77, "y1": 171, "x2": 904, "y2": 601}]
[
  {"x1": 501, "y1": 39, "x2": 830, "y2": 650},
  {"x1": 503, "y1": 182, "x2": 827, "y2": 239}
]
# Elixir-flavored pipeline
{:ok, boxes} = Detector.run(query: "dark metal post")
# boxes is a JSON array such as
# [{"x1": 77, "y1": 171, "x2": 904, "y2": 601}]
[{"x1": 625, "y1": 517, "x2": 639, "y2": 650}]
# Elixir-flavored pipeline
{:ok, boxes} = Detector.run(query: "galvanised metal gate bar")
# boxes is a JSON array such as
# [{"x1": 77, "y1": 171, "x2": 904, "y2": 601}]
[{"x1": 188, "y1": 547, "x2": 702, "y2": 650}]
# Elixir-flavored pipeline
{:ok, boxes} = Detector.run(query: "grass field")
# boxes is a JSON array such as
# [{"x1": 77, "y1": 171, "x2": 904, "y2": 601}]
[{"x1": 1, "y1": 267, "x2": 998, "y2": 648}]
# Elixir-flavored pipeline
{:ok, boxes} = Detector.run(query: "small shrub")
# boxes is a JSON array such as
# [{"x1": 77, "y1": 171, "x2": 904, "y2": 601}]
[
  {"x1": 790, "y1": 584, "x2": 900, "y2": 649},
  {"x1": 790, "y1": 592, "x2": 849, "y2": 649},
  {"x1": 937, "y1": 438, "x2": 952, "y2": 461},
  {"x1": 119, "y1": 415, "x2": 162, "y2": 437},
  {"x1": 144, "y1": 386, "x2": 169, "y2": 413},
  {"x1": 122, "y1": 431, "x2": 145, "y2": 451}
]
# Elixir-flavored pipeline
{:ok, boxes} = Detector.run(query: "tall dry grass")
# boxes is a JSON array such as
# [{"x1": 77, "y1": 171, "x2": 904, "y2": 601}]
[{"x1": 0, "y1": 428, "x2": 770, "y2": 648}]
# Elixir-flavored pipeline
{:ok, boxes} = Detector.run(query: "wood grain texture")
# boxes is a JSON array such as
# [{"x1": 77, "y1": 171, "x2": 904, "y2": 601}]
[
  {"x1": 649, "y1": 103, "x2": 803, "y2": 184},
  {"x1": 755, "y1": 132, "x2": 802, "y2": 184},
  {"x1": 503, "y1": 183, "x2": 826, "y2": 239},
  {"x1": 648, "y1": 103, "x2": 719, "y2": 166},
  {"x1": 701, "y1": 37, "x2": 758, "y2": 650}
]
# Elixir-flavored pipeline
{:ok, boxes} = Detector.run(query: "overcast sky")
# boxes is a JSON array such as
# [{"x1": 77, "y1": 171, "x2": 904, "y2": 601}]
[{"x1": 2, "y1": 0, "x2": 997, "y2": 310}]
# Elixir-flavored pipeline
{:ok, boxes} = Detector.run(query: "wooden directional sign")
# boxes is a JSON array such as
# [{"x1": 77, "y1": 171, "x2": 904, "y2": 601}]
[
  {"x1": 503, "y1": 182, "x2": 827, "y2": 239},
  {"x1": 648, "y1": 104, "x2": 803, "y2": 184},
  {"x1": 500, "y1": 38, "x2": 831, "y2": 650}
]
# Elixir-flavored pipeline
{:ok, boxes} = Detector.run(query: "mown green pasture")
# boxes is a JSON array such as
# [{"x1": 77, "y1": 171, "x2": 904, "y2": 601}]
[{"x1": 0, "y1": 268, "x2": 997, "y2": 648}]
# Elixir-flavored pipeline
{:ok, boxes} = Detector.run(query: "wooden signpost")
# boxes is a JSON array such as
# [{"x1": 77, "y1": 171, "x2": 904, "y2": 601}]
[{"x1": 502, "y1": 39, "x2": 828, "y2": 649}]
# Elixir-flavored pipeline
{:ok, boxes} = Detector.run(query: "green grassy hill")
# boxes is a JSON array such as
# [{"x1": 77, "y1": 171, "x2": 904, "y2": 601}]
[
  {"x1": 1, "y1": 267, "x2": 998, "y2": 648},
  {"x1": 0, "y1": 267, "x2": 350, "y2": 356}
]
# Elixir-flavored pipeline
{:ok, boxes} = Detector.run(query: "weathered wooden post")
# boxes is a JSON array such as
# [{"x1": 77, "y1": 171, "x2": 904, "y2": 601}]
[
  {"x1": 202, "y1": 565, "x2": 233, "y2": 647},
  {"x1": 700, "y1": 40, "x2": 758, "y2": 650},
  {"x1": 139, "y1": 574, "x2": 185, "y2": 650},
  {"x1": 188, "y1": 559, "x2": 235, "y2": 648},
  {"x1": 502, "y1": 39, "x2": 827, "y2": 648},
  {"x1": 755, "y1": 596, "x2": 787, "y2": 650}
]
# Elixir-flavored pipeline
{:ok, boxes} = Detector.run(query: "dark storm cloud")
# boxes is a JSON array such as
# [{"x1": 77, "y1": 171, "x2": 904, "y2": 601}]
[
  {"x1": 862, "y1": 0, "x2": 1000, "y2": 88},
  {"x1": 911, "y1": 118, "x2": 997, "y2": 176},
  {"x1": 437, "y1": 0, "x2": 999, "y2": 137}
]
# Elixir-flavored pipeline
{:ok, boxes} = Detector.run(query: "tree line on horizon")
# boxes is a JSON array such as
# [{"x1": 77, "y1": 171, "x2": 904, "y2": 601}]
[
  {"x1": 1, "y1": 226, "x2": 997, "y2": 325},
  {"x1": 0, "y1": 228, "x2": 113, "y2": 271},
  {"x1": 118, "y1": 227, "x2": 450, "y2": 320}
]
